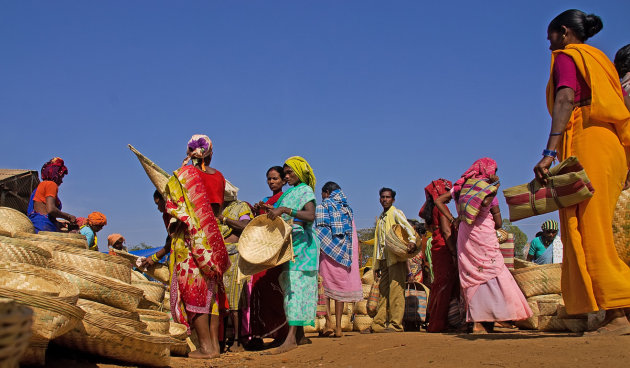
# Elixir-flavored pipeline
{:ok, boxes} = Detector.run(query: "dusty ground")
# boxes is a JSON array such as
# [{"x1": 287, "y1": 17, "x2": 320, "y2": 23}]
[{"x1": 41, "y1": 328, "x2": 630, "y2": 368}]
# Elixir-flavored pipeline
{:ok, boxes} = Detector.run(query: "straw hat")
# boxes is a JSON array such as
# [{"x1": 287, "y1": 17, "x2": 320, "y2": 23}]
[
  {"x1": 237, "y1": 215, "x2": 294, "y2": 276},
  {"x1": 128, "y1": 144, "x2": 170, "y2": 196},
  {"x1": 0, "y1": 207, "x2": 35, "y2": 234}
]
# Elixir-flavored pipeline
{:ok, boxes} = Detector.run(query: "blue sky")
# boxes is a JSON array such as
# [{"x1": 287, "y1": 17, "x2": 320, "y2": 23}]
[{"x1": 2, "y1": 1, "x2": 629, "y2": 251}]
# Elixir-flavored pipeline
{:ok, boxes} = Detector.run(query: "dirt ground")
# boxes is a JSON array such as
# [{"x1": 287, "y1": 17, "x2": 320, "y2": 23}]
[{"x1": 42, "y1": 329, "x2": 630, "y2": 368}]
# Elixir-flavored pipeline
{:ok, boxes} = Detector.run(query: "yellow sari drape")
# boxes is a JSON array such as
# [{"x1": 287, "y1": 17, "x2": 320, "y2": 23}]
[{"x1": 547, "y1": 44, "x2": 630, "y2": 314}]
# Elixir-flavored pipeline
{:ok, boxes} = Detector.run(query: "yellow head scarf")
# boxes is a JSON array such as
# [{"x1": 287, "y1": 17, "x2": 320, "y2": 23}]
[{"x1": 284, "y1": 156, "x2": 316, "y2": 191}]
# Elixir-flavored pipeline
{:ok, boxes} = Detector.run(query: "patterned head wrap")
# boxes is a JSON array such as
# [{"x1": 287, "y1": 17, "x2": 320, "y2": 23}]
[
  {"x1": 419, "y1": 178, "x2": 452, "y2": 217},
  {"x1": 541, "y1": 220, "x2": 559, "y2": 231},
  {"x1": 107, "y1": 233, "x2": 125, "y2": 246},
  {"x1": 452, "y1": 158, "x2": 498, "y2": 196},
  {"x1": 224, "y1": 179, "x2": 239, "y2": 202},
  {"x1": 284, "y1": 156, "x2": 316, "y2": 191},
  {"x1": 182, "y1": 135, "x2": 213, "y2": 168},
  {"x1": 41, "y1": 157, "x2": 68, "y2": 183},
  {"x1": 87, "y1": 212, "x2": 107, "y2": 226}
]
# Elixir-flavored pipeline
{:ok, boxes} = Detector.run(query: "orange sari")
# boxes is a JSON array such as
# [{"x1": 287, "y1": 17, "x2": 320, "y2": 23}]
[{"x1": 547, "y1": 44, "x2": 630, "y2": 314}]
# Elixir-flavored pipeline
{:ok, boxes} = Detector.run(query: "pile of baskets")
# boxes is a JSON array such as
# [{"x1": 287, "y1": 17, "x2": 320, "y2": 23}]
[
  {"x1": 353, "y1": 269, "x2": 376, "y2": 332},
  {"x1": 0, "y1": 226, "x2": 183, "y2": 367},
  {"x1": 511, "y1": 260, "x2": 587, "y2": 332}
]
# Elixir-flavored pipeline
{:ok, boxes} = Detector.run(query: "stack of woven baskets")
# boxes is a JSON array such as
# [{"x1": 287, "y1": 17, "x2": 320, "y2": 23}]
[
  {"x1": 353, "y1": 269, "x2": 375, "y2": 332},
  {"x1": 512, "y1": 260, "x2": 587, "y2": 332},
  {"x1": 0, "y1": 229, "x2": 181, "y2": 366}
]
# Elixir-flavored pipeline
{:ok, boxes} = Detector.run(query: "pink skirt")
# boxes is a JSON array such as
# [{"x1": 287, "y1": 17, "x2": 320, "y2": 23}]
[
  {"x1": 318, "y1": 222, "x2": 362, "y2": 302},
  {"x1": 465, "y1": 266, "x2": 532, "y2": 322}
]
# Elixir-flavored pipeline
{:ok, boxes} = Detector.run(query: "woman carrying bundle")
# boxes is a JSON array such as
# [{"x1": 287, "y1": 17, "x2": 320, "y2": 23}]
[
  {"x1": 165, "y1": 134, "x2": 230, "y2": 359},
  {"x1": 435, "y1": 158, "x2": 531, "y2": 333},
  {"x1": 266, "y1": 156, "x2": 318, "y2": 353},
  {"x1": 533, "y1": 10, "x2": 630, "y2": 334}
]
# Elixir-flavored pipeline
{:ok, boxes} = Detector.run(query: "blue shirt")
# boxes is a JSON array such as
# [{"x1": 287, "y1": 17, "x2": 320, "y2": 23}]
[{"x1": 80, "y1": 226, "x2": 97, "y2": 250}]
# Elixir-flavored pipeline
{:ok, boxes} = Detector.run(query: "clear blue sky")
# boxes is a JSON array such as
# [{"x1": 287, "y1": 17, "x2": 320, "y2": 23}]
[{"x1": 2, "y1": 1, "x2": 629, "y2": 251}]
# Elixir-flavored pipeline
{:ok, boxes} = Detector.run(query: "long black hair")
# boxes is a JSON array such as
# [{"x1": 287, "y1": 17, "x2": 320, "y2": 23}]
[
  {"x1": 548, "y1": 9, "x2": 603, "y2": 42},
  {"x1": 615, "y1": 44, "x2": 630, "y2": 77},
  {"x1": 419, "y1": 196, "x2": 435, "y2": 224}
]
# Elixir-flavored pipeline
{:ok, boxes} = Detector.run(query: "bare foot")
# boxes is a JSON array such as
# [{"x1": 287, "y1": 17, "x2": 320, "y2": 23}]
[
  {"x1": 471, "y1": 323, "x2": 488, "y2": 334},
  {"x1": 229, "y1": 344, "x2": 245, "y2": 353},
  {"x1": 268, "y1": 341, "x2": 298, "y2": 355},
  {"x1": 334, "y1": 327, "x2": 343, "y2": 337},
  {"x1": 298, "y1": 336, "x2": 312, "y2": 345},
  {"x1": 586, "y1": 314, "x2": 630, "y2": 336},
  {"x1": 188, "y1": 348, "x2": 220, "y2": 359}
]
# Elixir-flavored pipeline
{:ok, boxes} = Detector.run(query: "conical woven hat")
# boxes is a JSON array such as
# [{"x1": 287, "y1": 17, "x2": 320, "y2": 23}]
[
  {"x1": 128, "y1": 144, "x2": 170, "y2": 196},
  {"x1": 238, "y1": 215, "x2": 292, "y2": 265},
  {"x1": 238, "y1": 237, "x2": 294, "y2": 276}
]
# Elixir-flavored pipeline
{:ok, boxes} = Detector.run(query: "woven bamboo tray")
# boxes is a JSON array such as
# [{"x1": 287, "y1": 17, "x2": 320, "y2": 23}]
[
  {"x1": 511, "y1": 264, "x2": 561, "y2": 298},
  {"x1": 513, "y1": 258, "x2": 537, "y2": 269},
  {"x1": 77, "y1": 299, "x2": 140, "y2": 321},
  {"x1": 613, "y1": 189, "x2": 630, "y2": 265},
  {"x1": 0, "y1": 236, "x2": 52, "y2": 267},
  {"x1": 538, "y1": 315, "x2": 567, "y2": 332},
  {"x1": 49, "y1": 261, "x2": 143, "y2": 312},
  {"x1": 110, "y1": 248, "x2": 171, "y2": 284},
  {"x1": 132, "y1": 280, "x2": 166, "y2": 304},
  {"x1": 19, "y1": 336, "x2": 48, "y2": 366},
  {"x1": 54, "y1": 312, "x2": 171, "y2": 367},
  {"x1": 353, "y1": 300, "x2": 368, "y2": 315},
  {"x1": 169, "y1": 339, "x2": 190, "y2": 356},
  {"x1": 362, "y1": 284, "x2": 371, "y2": 299},
  {"x1": 13, "y1": 232, "x2": 88, "y2": 249},
  {"x1": 361, "y1": 269, "x2": 374, "y2": 285},
  {"x1": 138, "y1": 297, "x2": 162, "y2": 311},
  {"x1": 138, "y1": 309, "x2": 170, "y2": 335},
  {"x1": 79, "y1": 309, "x2": 147, "y2": 333},
  {"x1": 0, "y1": 261, "x2": 80, "y2": 304},
  {"x1": 0, "y1": 298, "x2": 33, "y2": 368},
  {"x1": 0, "y1": 207, "x2": 35, "y2": 234},
  {"x1": 49, "y1": 244, "x2": 132, "y2": 283},
  {"x1": 131, "y1": 270, "x2": 148, "y2": 281},
  {"x1": 0, "y1": 288, "x2": 84, "y2": 340},
  {"x1": 38, "y1": 231, "x2": 87, "y2": 241}
]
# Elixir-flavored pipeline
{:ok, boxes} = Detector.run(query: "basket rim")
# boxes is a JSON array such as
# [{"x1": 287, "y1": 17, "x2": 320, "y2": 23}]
[
  {"x1": 0, "y1": 235, "x2": 53, "y2": 258},
  {"x1": 49, "y1": 261, "x2": 143, "y2": 296},
  {"x1": 0, "y1": 260, "x2": 80, "y2": 300},
  {"x1": 238, "y1": 215, "x2": 292, "y2": 265}
]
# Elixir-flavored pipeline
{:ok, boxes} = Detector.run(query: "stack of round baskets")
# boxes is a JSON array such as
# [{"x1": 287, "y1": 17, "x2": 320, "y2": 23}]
[
  {"x1": 353, "y1": 269, "x2": 375, "y2": 332},
  {"x1": 0, "y1": 207, "x2": 35, "y2": 234},
  {"x1": 511, "y1": 262, "x2": 587, "y2": 332},
  {"x1": 0, "y1": 228, "x2": 178, "y2": 366}
]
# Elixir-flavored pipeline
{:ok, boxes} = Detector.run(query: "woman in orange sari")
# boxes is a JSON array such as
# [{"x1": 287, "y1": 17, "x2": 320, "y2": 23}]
[{"x1": 534, "y1": 9, "x2": 630, "y2": 335}]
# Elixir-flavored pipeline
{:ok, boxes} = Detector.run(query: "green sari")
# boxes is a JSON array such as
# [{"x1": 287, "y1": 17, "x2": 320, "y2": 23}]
[{"x1": 276, "y1": 183, "x2": 319, "y2": 326}]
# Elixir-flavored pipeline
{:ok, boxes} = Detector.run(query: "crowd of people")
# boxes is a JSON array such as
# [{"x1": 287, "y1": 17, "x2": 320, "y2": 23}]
[{"x1": 23, "y1": 8, "x2": 630, "y2": 359}]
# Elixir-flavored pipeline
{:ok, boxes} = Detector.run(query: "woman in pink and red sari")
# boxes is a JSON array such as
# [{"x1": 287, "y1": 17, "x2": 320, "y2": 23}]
[
  {"x1": 435, "y1": 158, "x2": 531, "y2": 333},
  {"x1": 165, "y1": 134, "x2": 230, "y2": 358}
]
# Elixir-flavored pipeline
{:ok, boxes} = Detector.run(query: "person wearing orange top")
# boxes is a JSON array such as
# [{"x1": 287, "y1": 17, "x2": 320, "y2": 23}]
[
  {"x1": 79, "y1": 212, "x2": 108, "y2": 251},
  {"x1": 27, "y1": 157, "x2": 77, "y2": 233},
  {"x1": 533, "y1": 9, "x2": 630, "y2": 335}
]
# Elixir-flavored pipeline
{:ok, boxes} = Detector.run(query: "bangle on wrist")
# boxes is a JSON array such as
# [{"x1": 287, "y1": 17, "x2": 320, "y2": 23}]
[
  {"x1": 290, "y1": 209, "x2": 298, "y2": 217},
  {"x1": 151, "y1": 253, "x2": 159, "y2": 262},
  {"x1": 542, "y1": 149, "x2": 557, "y2": 158}
]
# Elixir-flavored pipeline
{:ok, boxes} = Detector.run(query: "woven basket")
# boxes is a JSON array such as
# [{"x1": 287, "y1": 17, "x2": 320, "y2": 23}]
[
  {"x1": 110, "y1": 248, "x2": 170, "y2": 283},
  {"x1": 0, "y1": 236, "x2": 51, "y2": 267},
  {"x1": 0, "y1": 288, "x2": 84, "y2": 340},
  {"x1": 170, "y1": 339, "x2": 190, "y2": 356},
  {"x1": 353, "y1": 314, "x2": 373, "y2": 331},
  {"x1": 513, "y1": 258, "x2": 537, "y2": 269},
  {"x1": 556, "y1": 305, "x2": 587, "y2": 320},
  {"x1": 303, "y1": 317, "x2": 320, "y2": 334},
  {"x1": 138, "y1": 297, "x2": 162, "y2": 311},
  {"x1": 238, "y1": 215, "x2": 295, "y2": 277},
  {"x1": 562, "y1": 318, "x2": 588, "y2": 332},
  {"x1": 0, "y1": 298, "x2": 33, "y2": 368},
  {"x1": 55, "y1": 312, "x2": 172, "y2": 367},
  {"x1": 132, "y1": 270, "x2": 148, "y2": 282},
  {"x1": 13, "y1": 231, "x2": 88, "y2": 249},
  {"x1": 76, "y1": 299, "x2": 140, "y2": 321},
  {"x1": 354, "y1": 300, "x2": 368, "y2": 315},
  {"x1": 49, "y1": 261, "x2": 143, "y2": 312},
  {"x1": 128, "y1": 144, "x2": 170, "y2": 197},
  {"x1": 511, "y1": 264, "x2": 561, "y2": 298},
  {"x1": 169, "y1": 322, "x2": 187, "y2": 340},
  {"x1": 138, "y1": 309, "x2": 170, "y2": 335},
  {"x1": 515, "y1": 299, "x2": 540, "y2": 330},
  {"x1": 362, "y1": 284, "x2": 372, "y2": 299},
  {"x1": 538, "y1": 315, "x2": 567, "y2": 332},
  {"x1": 537, "y1": 299, "x2": 561, "y2": 316},
  {"x1": 38, "y1": 231, "x2": 87, "y2": 240},
  {"x1": 361, "y1": 269, "x2": 374, "y2": 285},
  {"x1": 80, "y1": 309, "x2": 147, "y2": 333},
  {"x1": 496, "y1": 229, "x2": 509, "y2": 243},
  {"x1": 19, "y1": 336, "x2": 48, "y2": 366},
  {"x1": 132, "y1": 280, "x2": 166, "y2": 304},
  {"x1": 0, "y1": 207, "x2": 35, "y2": 234},
  {"x1": 613, "y1": 189, "x2": 630, "y2": 265},
  {"x1": 0, "y1": 261, "x2": 80, "y2": 304},
  {"x1": 48, "y1": 244, "x2": 132, "y2": 283},
  {"x1": 385, "y1": 224, "x2": 420, "y2": 260}
]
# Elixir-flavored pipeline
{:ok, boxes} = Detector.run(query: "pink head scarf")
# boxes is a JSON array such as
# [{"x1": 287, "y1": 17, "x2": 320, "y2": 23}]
[{"x1": 452, "y1": 158, "x2": 498, "y2": 196}]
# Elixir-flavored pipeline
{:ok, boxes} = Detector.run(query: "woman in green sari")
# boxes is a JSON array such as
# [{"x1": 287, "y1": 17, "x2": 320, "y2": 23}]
[{"x1": 266, "y1": 156, "x2": 319, "y2": 353}]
